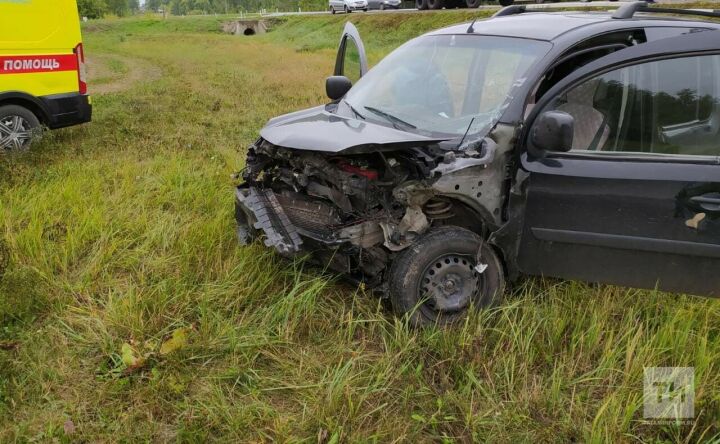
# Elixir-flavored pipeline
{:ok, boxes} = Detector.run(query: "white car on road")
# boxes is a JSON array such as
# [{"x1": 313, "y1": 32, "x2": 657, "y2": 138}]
[{"x1": 330, "y1": 0, "x2": 368, "y2": 13}]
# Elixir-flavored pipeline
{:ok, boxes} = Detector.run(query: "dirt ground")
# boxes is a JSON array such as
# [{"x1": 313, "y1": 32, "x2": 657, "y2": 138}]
[{"x1": 86, "y1": 54, "x2": 162, "y2": 95}]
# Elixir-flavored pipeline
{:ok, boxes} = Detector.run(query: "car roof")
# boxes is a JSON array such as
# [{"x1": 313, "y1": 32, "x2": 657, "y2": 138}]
[{"x1": 428, "y1": 11, "x2": 720, "y2": 41}]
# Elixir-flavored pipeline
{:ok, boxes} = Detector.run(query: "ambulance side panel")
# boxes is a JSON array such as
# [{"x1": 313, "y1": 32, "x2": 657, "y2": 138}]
[{"x1": 0, "y1": 0, "x2": 91, "y2": 128}]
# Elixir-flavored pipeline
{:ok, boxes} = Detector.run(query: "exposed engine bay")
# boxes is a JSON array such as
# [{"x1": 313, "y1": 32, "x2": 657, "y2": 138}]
[{"x1": 235, "y1": 124, "x2": 515, "y2": 290}]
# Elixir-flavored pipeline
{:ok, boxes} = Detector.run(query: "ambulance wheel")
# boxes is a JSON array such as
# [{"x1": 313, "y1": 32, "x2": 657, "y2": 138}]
[
  {"x1": 0, "y1": 105, "x2": 41, "y2": 152},
  {"x1": 388, "y1": 226, "x2": 505, "y2": 327}
]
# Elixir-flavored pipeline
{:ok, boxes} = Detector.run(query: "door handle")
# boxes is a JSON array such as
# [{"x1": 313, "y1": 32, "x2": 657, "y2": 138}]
[{"x1": 689, "y1": 193, "x2": 720, "y2": 213}]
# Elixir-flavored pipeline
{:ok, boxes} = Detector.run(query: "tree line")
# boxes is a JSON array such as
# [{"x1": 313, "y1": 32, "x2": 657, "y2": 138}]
[
  {"x1": 78, "y1": 0, "x2": 328, "y2": 18},
  {"x1": 77, "y1": 0, "x2": 140, "y2": 18}
]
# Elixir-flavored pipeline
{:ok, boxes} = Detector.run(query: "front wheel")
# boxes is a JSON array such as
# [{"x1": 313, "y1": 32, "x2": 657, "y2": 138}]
[
  {"x1": 465, "y1": 0, "x2": 481, "y2": 8},
  {"x1": 0, "y1": 105, "x2": 41, "y2": 153},
  {"x1": 427, "y1": 0, "x2": 443, "y2": 9},
  {"x1": 416, "y1": 0, "x2": 428, "y2": 10},
  {"x1": 388, "y1": 226, "x2": 505, "y2": 327}
]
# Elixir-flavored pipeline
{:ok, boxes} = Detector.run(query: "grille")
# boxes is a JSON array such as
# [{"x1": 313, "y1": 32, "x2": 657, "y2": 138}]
[{"x1": 275, "y1": 191, "x2": 342, "y2": 239}]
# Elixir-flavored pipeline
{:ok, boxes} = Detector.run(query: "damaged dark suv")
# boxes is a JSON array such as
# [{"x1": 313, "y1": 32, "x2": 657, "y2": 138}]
[{"x1": 236, "y1": 2, "x2": 720, "y2": 326}]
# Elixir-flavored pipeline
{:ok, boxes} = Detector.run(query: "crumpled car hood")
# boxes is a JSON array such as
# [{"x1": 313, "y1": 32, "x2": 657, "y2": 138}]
[{"x1": 259, "y1": 105, "x2": 449, "y2": 154}]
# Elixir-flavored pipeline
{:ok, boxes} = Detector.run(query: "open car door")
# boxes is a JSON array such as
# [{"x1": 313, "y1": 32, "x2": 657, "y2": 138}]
[
  {"x1": 517, "y1": 30, "x2": 720, "y2": 296},
  {"x1": 334, "y1": 22, "x2": 368, "y2": 84}
]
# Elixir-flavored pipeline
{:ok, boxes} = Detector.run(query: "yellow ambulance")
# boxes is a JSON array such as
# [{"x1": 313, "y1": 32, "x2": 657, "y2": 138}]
[{"x1": 0, "y1": 0, "x2": 90, "y2": 151}]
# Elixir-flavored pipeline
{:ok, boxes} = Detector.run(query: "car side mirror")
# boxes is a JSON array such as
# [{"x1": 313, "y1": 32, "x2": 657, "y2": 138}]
[
  {"x1": 529, "y1": 110, "x2": 574, "y2": 156},
  {"x1": 326, "y1": 75, "x2": 352, "y2": 101}
]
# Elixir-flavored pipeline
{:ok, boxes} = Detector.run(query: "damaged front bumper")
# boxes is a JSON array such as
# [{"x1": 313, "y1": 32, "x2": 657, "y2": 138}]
[
  {"x1": 235, "y1": 185, "x2": 393, "y2": 255},
  {"x1": 235, "y1": 184, "x2": 392, "y2": 285},
  {"x1": 234, "y1": 124, "x2": 517, "y2": 286},
  {"x1": 235, "y1": 187, "x2": 303, "y2": 255}
]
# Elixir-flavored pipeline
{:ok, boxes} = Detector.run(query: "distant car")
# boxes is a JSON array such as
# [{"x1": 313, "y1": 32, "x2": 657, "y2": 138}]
[
  {"x1": 330, "y1": 0, "x2": 368, "y2": 13},
  {"x1": 368, "y1": 0, "x2": 401, "y2": 10}
]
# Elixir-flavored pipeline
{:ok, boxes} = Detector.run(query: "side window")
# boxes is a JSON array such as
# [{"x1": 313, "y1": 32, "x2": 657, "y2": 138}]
[
  {"x1": 547, "y1": 54, "x2": 720, "y2": 157},
  {"x1": 535, "y1": 30, "x2": 646, "y2": 101},
  {"x1": 333, "y1": 23, "x2": 367, "y2": 83},
  {"x1": 342, "y1": 36, "x2": 362, "y2": 84}
]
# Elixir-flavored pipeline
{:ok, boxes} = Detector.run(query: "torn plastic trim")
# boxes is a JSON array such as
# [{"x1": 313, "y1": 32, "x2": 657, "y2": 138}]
[
  {"x1": 236, "y1": 187, "x2": 303, "y2": 255},
  {"x1": 430, "y1": 138, "x2": 498, "y2": 176},
  {"x1": 379, "y1": 206, "x2": 430, "y2": 251}
]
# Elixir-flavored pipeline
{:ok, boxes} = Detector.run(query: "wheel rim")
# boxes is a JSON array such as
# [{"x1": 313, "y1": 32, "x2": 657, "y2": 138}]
[
  {"x1": 419, "y1": 253, "x2": 483, "y2": 317},
  {"x1": 0, "y1": 115, "x2": 32, "y2": 151}
]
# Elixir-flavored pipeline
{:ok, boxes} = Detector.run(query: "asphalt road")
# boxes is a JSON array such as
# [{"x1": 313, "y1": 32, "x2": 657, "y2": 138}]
[{"x1": 260, "y1": 0, "x2": 702, "y2": 17}]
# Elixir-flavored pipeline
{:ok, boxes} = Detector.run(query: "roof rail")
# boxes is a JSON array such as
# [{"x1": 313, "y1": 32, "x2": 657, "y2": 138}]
[
  {"x1": 613, "y1": 1, "x2": 720, "y2": 20},
  {"x1": 612, "y1": 1, "x2": 647, "y2": 19},
  {"x1": 493, "y1": 4, "x2": 525, "y2": 18}
]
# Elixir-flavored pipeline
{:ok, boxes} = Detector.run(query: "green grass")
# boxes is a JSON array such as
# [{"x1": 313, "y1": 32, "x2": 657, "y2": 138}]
[{"x1": 1, "y1": 9, "x2": 719, "y2": 442}]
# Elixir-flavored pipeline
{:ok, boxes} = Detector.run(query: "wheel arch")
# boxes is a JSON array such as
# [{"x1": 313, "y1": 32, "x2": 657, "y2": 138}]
[
  {"x1": 0, "y1": 92, "x2": 50, "y2": 125},
  {"x1": 428, "y1": 194, "x2": 511, "y2": 276},
  {"x1": 429, "y1": 194, "x2": 497, "y2": 234}
]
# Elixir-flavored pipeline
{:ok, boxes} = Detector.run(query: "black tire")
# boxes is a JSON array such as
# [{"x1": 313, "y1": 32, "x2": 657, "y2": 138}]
[
  {"x1": 0, "y1": 104, "x2": 41, "y2": 152},
  {"x1": 498, "y1": 0, "x2": 513, "y2": 6},
  {"x1": 388, "y1": 226, "x2": 505, "y2": 327},
  {"x1": 416, "y1": 0, "x2": 428, "y2": 10},
  {"x1": 465, "y1": 0, "x2": 481, "y2": 8},
  {"x1": 427, "y1": 0, "x2": 443, "y2": 9},
  {"x1": 331, "y1": 6, "x2": 336, "y2": 13}
]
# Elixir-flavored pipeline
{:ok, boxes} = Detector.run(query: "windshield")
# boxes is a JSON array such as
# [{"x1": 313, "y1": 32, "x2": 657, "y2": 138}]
[{"x1": 343, "y1": 34, "x2": 551, "y2": 138}]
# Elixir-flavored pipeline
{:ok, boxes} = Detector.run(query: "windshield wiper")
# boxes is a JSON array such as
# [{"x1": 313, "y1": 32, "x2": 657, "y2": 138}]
[
  {"x1": 345, "y1": 100, "x2": 366, "y2": 120},
  {"x1": 363, "y1": 106, "x2": 417, "y2": 130}
]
